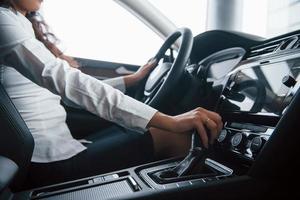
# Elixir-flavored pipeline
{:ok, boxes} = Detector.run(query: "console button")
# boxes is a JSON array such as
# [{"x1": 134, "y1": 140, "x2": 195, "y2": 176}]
[
  {"x1": 103, "y1": 174, "x2": 119, "y2": 181},
  {"x1": 250, "y1": 136, "x2": 266, "y2": 154},
  {"x1": 163, "y1": 183, "x2": 176, "y2": 189},
  {"x1": 217, "y1": 129, "x2": 233, "y2": 146},
  {"x1": 93, "y1": 176, "x2": 105, "y2": 183},
  {"x1": 176, "y1": 181, "x2": 191, "y2": 188},
  {"x1": 217, "y1": 129, "x2": 228, "y2": 143},
  {"x1": 231, "y1": 132, "x2": 247, "y2": 151},
  {"x1": 282, "y1": 75, "x2": 297, "y2": 88}
]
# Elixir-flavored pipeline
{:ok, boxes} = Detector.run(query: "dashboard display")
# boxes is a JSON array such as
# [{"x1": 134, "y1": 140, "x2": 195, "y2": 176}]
[{"x1": 219, "y1": 57, "x2": 300, "y2": 115}]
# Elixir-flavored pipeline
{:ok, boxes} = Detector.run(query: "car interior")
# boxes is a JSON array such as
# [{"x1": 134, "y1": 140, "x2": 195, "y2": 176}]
[{"x1": 1, "y1": 1, "x2": 300, "y2": 200}]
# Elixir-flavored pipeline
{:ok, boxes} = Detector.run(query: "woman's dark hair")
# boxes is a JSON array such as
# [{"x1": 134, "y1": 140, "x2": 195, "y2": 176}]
[
  {"x1": 0, "y1": 0, "x2": 79, "y2": 67},
  {"x1": 0, "y1": 0, "x2": 10, "y2": 8},
  {"x1": 26, "y1": 12, "x2": 63, "y2": 57}
]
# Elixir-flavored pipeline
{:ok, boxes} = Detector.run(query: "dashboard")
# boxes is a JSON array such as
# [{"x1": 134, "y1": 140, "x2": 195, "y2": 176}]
[{"x1": 191, "y1": 32, "x2": 300, "y2": 165}]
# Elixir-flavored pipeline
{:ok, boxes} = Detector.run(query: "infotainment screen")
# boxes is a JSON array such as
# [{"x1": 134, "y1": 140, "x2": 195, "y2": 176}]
[{"x1": 219, "y1": 57, "x2": 300, "y2": 115}]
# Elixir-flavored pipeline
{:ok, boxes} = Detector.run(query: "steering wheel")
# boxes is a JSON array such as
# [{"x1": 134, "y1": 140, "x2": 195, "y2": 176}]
[{"x1": 135, "y1": 28, "x2": 193, "y2": 109}]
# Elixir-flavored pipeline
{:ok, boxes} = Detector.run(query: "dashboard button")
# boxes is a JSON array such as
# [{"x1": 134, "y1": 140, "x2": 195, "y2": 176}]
[
  {"x1": 103, "y1": 174, "x2": 119, "y2": 181},
  {"x1": 250, "y1": 136, "x2": 266, "y2": 154},
  {"x1": 217, "y1": 129, "x2": 228, "y2": 143},
  {"x1": 282, "y1": 75, "x2": 297, "y2": 88},
  {"x1": 231, "y1": 132, "x2": 247, "y2": 151}
]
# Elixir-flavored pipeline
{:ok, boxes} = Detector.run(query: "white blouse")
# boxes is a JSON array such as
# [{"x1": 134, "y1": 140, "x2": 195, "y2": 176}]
[{"x1": 0, "y1": 8, "x2": 157, "y2": 163}]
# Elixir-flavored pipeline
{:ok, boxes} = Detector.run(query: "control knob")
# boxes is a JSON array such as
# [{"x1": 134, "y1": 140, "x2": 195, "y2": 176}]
[
  {"x1": 250, "y1": 136, "x2": 266, "y2": 155},
  {"x1": 231, "y1": 132, "x2": 247, "y2": 151},
  {"x1": 282, "y1": 75, "x2": 297, "y2": 88},
  {"x1": 217, "y1": 129, "x2": 231, "y2": 144}
]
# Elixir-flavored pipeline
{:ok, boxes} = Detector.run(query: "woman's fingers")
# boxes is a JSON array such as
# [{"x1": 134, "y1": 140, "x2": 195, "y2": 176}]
[
  {"x1": 205, "y1": 111, "x2": 222, "y2": 127},
  {"x1": 148, "y1": 58, "x2": 157, "y2": 65},
  {"x1": 203, "y1": 116, "x2": 219, "y2": 144},
  {"x1": 144, "y1": 58, "x2": 157, "y2": 71},
  {"x1": 197, "y1": 108, "x2": 223, "y2": 134},
  {"x1": 194, "y1": 121, "x2": 209, "y2": 148},
  {"x1": 135, "y1": 58, "x2": 158, "y2": 79},
  {"x1": 193, "y1": 108, "x2": 223, "y2": 146}
]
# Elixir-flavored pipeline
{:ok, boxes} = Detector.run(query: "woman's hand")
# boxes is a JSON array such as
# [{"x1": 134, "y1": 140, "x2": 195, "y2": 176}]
[
  {"x1": 59, "y1": 54, "x2": 81, "y2": 68},
  {"x1": 124, "y1": 58, "x2": 157, "y2": 88},
  {"x1": 148, "y1": 107, "x2": 223, "y2": 148}
]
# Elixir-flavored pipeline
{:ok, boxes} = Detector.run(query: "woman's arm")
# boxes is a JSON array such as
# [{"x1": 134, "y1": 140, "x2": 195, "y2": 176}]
[
  {"x1": 101, "y1": 58, "x2": 157, "y2": 93},
  {"x1": 0, "y1": 10, "x2": 157, "y2": 133},
  {"x1": 102, "y1": 77, "x2": 126, "y2": 93}
]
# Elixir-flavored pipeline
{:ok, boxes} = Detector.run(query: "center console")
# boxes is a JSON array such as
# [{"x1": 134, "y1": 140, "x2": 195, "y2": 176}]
[
  {"x1": 21, "y1": 156, "x2": 234, "y2": 200},
  {"x1": 12, "y1": 31, "x2": 300, "y2": 200}
]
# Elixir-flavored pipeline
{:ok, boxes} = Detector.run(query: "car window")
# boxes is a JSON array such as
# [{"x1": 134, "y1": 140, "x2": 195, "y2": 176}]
[{"x1": 42, "y1": 0, "x2": 163, "y2": 64}]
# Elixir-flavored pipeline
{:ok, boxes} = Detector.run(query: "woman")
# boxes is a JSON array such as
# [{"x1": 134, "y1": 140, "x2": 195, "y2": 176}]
[{"x1": 0, "y1": 0, "x2": 223, "y2": 187}]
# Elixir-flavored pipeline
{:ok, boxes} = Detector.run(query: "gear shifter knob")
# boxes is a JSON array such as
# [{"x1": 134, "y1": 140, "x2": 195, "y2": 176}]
[
  {"x1": 153, "y1": 131, "x2": 211, "y2": 180},
  {"x1": 191, "y1": 129, "x2": 202, "y2": 149}
]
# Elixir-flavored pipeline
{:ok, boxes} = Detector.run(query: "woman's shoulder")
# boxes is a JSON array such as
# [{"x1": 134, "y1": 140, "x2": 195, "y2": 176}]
[
  {"x1": 0, "y1": 7, "x2": 31, "y2": 54},
  {"x1": 0, "y1": 6, "x2": 10, "y2": 13},
  {"x1": 0, "y1": 7, "x2": 19, "y2": 25},
  {"x1": 0, "y1": 7, "x2": 15, "y2": 16}
]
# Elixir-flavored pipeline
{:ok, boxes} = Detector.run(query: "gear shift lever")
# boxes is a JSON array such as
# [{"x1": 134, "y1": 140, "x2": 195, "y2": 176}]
[{"x1": 153, "y1": 131, "x2": 211, "y2": 180}]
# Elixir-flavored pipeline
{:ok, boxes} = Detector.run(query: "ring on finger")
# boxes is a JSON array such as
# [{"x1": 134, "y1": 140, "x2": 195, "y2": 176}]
[{"x1": 205, "y1": 117, "x2": 211, "y2": 124}]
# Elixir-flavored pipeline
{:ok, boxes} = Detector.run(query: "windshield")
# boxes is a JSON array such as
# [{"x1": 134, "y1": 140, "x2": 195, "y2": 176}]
[
  {"x1": 149, "y1": 0, "x2": 208, "y2": 35},
  {"x1": 41, "y1": 0, "x2": 299, "y2": 64},
  {"x1": 243, "y1": 0, "x2": 300, "y2": 38},
  {"x1": 149, "y1": 0, "x2": 300, "y2": 38}
]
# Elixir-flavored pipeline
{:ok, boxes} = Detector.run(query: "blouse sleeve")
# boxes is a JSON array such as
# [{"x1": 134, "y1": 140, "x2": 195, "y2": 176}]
[
  {"x1": 0, "y1": 10, "x2": 157, "y2": 133},
  {"x1": 102, "y1": 76, "x2": 126, "y2": 93}
]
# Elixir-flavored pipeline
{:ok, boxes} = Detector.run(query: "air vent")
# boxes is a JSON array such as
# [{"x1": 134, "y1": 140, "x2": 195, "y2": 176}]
[
  {"x1": 277, "y1": 36, "x2": 298, "y2": 51},
  {"x1": 292, "y1": 37, "x2": 300, "y2": 49},
  {"x1": 246, "y1": 34, "x2": 300, "y2": 60},
  {"x1": 247, "y1": 41, "x2": 282, "y2": 59}
]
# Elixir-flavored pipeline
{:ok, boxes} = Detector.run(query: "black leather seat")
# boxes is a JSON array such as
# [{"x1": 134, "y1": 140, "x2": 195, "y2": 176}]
[{"x1": 0, "y1": 84, "x2": 34, "y2": 191}]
